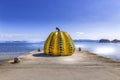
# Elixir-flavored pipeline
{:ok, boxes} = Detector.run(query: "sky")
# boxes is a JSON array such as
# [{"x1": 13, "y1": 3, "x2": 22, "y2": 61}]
[{"x1": 0, "y1": 0, "x2": 120, "y2": 41}]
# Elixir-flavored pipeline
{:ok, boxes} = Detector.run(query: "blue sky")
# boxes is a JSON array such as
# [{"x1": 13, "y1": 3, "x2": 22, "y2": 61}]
[{"x1": 0, "y1": 0, "x2": 120, "y2": 41}]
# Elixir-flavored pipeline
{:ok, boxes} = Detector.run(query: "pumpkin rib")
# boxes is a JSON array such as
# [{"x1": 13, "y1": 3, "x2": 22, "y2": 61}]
[
  {"x1": 48, "y1": 32, "x2": 56, "y2": 55},
  {"x1": 66, "y1": 33, "x2": 75, "y2": 55},
  {"x1": 62, "y1": 32, "x2": 69, "y2": 55},
  {"x1": 52, "y1": 32, "x2": 59, "y2": 56},
  {"x1": 59, "y1": 32, "x2": 65, "y2": 56},
  {"x1": 64, "y1": 32, "x2": 72, "y2": 55},
  {"x1": 44, "y1": 32, "x2": 54, "y2": 55}
]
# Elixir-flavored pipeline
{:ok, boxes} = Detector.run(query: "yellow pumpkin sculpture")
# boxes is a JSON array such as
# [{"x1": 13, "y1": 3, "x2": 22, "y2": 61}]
[{"x1": 44, "y1": 27, "x2": 75, "y2": 56}]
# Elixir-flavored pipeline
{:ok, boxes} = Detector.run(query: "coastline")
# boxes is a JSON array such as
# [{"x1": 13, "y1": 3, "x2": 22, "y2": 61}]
[
  {"x1": 0, "y1": 50, "x2": 120, "y2": 80},
  {"x1": 1, "y1": 50, "x2": 118, "y2": 64}
]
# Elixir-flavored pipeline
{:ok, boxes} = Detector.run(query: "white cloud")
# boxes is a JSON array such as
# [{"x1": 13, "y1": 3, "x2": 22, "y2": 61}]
[
  {"x1": 75, "y1": 32, "x2": 85, "y2": 39},
  {"x1": 76, "y1": 32, "x2": 85, "y2": 35}
]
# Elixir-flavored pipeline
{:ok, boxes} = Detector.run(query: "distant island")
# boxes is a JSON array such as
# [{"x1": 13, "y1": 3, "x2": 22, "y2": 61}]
[
  {"x1": 3, "y1": 41, "x2": 28, "y2": 43},
  {"x1": 0, "y1": 41, "x2": 44, "y2": 43},
  {"x1": 73, "y1": 39, "x2": 120, "y2": 43},
  {"x1": 99, "y1": 39, "x2": 110, "y2": 43},
  {"x1": 73, "y1": 39, "x2": 99, "y2": 42},
  {"x1": 111, "y1": 39, "x2": 120, "y2": 43},
  {"x1": 99, "y1": 39, "x2": 120, "y2": 43}
]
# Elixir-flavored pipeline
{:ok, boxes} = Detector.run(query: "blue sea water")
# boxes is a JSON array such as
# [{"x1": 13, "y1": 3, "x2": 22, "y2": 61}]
[
  {"x1": 0, "y1": 42, "x2": 44, "y2": 58},
  {"x1": 0, "y1": 42, "x2": 120, "y2": 61}
]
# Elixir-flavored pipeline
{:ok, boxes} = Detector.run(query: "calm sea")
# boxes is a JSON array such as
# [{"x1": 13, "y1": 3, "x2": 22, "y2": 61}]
[{"x1": 0, "y1": 42, "x2": 120, "y2": 61}]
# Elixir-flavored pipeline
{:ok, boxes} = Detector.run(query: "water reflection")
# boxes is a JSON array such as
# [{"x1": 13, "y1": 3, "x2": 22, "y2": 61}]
[
  {"x1": 74, "y1": 42, "x2": 120, "y2": 60},
  {"x1": 94, "y1": 47, "x2": 115, "y2": 55}
]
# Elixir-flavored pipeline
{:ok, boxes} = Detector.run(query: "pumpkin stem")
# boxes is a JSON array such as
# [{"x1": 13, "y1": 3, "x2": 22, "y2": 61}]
[{"x1": 56, "y1": 27, "x2": 60, "y2": 31}]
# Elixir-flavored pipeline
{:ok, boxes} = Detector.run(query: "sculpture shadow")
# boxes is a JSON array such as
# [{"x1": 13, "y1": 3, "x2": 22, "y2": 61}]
[{"x1": 32, "y1": 53, "x2": 57, "y2": 57}]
